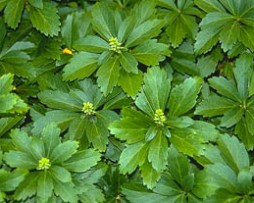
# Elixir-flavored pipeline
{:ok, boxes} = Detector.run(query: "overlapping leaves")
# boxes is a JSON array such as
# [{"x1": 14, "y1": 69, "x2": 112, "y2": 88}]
[
  {"x1": 4, "y1": 123, "x2": 101, "y2": 202},
  {"x1": 63, "y1": 1, "x2": 170, "y2": 96},
  {"x1": 110, "y1": 67, "x2": 219, "y2": 188}
]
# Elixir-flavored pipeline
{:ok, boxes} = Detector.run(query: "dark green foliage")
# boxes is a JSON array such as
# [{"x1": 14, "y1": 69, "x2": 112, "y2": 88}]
[{"x1": 1, "y1": 0, "x2": 254, "y2": 202}]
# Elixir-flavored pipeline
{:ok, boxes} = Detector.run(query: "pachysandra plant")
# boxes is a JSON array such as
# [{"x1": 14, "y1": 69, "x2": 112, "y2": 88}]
[
  {"x1": 3, "y1": 123, "x2": 101, "y2": 203},
  {"x1": 33, "y1": 78, "x2": 120, "y2": 152},
  {"x1": 195, "y1": 53, "x2": 254, "y2": 149},
  {"x1": 63, "y1": 1, "x2": 170, "y2": 96},
  {"x1": 194, "y1": 135, "x2": 254, "y2": 202},
  {"x1": 123, "y1": 146, "x2": 204, "y2": 202},
  {"x1": 195, "y1": 0, "x2": 254, "y2": 54},
  {"x1": 110, "y1": 67, "x2": 219, "y2": 188},
  {"x1": 157, "y1": 0, "x2": 203, "y2": 47}
]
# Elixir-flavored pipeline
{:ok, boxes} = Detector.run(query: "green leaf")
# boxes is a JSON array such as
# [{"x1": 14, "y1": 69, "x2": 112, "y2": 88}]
[
  {"x1": 28, "y1": 0, "x2": 43, "y2": 9},
  {"x1": 91, "y1": 3, "x2": 115, "y2": 39},
  {"x1": 193, "y1": 163, "x2": 237, "y2": 198},
  {"x1": 234, "y1": 53, "x2": 253, "y2": 100},
  {"x1": 28, "y1": 2, "x2": 60, "y2": 36},
  {"x1": 41, "y1": 123, "x2": 61, "y2": 158},
  {"x1": 0, "y1": 169, "x2": 27, "y2": 191},
  {"x1": 50, "y1": 141, "x2": 79, "y2": 164},
  {"x1": 167, "y1": 147, "x2": 194, "y2": 190},
  {"x1": 37, "y1": 172, "x2": 53, "y2": 201},
  {"x1": 61, "y1": 12, "x2": 90, "y2": 48},
  {"x1": 119, "y1": 52, "x2": 138, "y2": 74},
  {"x1": 132, "y1": 39, "x2": 170, "y2": 66},
  {"x1": 126, "y1": 19, "x2": 164, "y2": 47},
  {"x1": 218, "y1": 135, "x2": 249, "y2": 173},
  {"x1": 119, "y1": 142, "x2": 147, "y2": 174},
  {"x1": 118, "y1": 70, "x2": 143, "y2": 98},
  {"x1": 63, "y1": 52, "x2": 99, "y2": 81},
  {"x1": 50, "y1": 166, "x2": 72, "y2": 183},
  {"x1": 109, "y1": 108, "x2": 152, "y2": 144},
  {"x1": 148, "y1": 131, "x2": 168, "y2": 172},
  {"x1": 4, "y1": 0, "x2": 25, "y2": 29},
  {"x1": 74, "y1": 35, "x2": 109, "y2": 53},
  {"x1": 85, "y1": 117, "x2": 108, "y2": 152},
  {"x1": 38, "y1": 90, "x2": 82, "y2": 112},
  {"x1": 167, "y1": 116, "x2": 194, "y2": 129},
  {"x1": 0, "y1": 94, "x2": 17, "y2": 113},
  {"x1": 135, "y1": 67, "x2": 171, "y2": 117},
  {"x1": 54, "y1": 181, "x2": 78, "y2": 202},
  {"x1": 170, "y1": 128, "x2": 205, "y2": 157},
  {"x1": 195, "y1": 94, "x2": 236, "y2": 117},
  {"x1": 208, "y1": 76, "x2": 241, "y2": 102},
  {"x1": 194, "y1": 0, "x2": 226, "y2": 13},
  {"x1": 246, "y1": 108, "x2": 254, "y2": 134},
  {"x1": 237, "y1": 169, "x2": 252, "y2": 193},
  {"x1": 140, "y1": 161, "x2": 160, "y2": 189},
  {"x1": 32, "y1": 110, "x2": 78, "y2": 135},
  {"x1": 14, "y1": 172, "x2": 39, "y2": 200},
  {"x1": 158, "y1": 0, "x2": 199, "y2": 47},
  {"x1": 4, "y1": 151, "x2": 37, "y2": 169},
  {"x1": 220, "y1": 107, "x2": 244, "y2": 128},
  {"x1": 117, "y1": 16, "x2": 135, "y2": 42},
  {"x1": 235, "y1": 119, "x2": 254, "y2": 151},
  {"x1": 0, "y1": 73, "x2": 13, "y2": 94},
  {"x1": 97, "y1": 56, "x2": 120, "y2": 96},
  {"x1": 169, "y1": 77, "x2": 202, "y2": 117},
  {"x1": 63, "y1": 149, "x2": 101, "y2": 172}
]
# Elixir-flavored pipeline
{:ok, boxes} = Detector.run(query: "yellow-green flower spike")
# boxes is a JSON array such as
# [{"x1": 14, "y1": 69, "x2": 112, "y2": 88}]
[
  {"x1": 37, "y1": 157, "x2": 51, "y2": 170},
  {"x1": 154, "y1": 109, "x2": 166, "y2": 126},
  {"x1": 109, "y1": 37, "x2": 124, "y2": 53},
  {"x1": 82, "y1": 102, "x2": 96, "y2": 115}
]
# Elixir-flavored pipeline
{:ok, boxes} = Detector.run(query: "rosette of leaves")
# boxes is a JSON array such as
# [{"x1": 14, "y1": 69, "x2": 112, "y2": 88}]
[
  {"x1": 32, "y1": 78, "x2": 120, "y2": 152},
  {"x1": 109, "y1": 67, "x2": 220, "y2": 188},
  {"x1": 0, "y1": 0, "x2": 60, "y2": 36},
  {"x1": 193, "y1": 135, "x2": 254, "y2": 202},
  {"x1": 123, "y1": 147, "x2": 204, "y2": 203},
  {"x1": 195, "y1": 53, "x2": 254, "y2": 149},
  {"x1": 63, "y1": 1, "x2": 170, "y2": 96},
  {"x1": 195, "y1": 0, "x2": 254, "y2": 54},
  {"x1": 3, "y1": 123, "x2": 101, "y2": 203},
  {"x1": 157, "y1": 0, "x2": 203, "y2": 48}
]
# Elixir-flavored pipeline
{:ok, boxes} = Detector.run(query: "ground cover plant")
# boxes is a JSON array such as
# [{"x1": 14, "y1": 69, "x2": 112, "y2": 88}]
[{"x1": 1, "y1": 0, "x2": 254, "y2": 202}]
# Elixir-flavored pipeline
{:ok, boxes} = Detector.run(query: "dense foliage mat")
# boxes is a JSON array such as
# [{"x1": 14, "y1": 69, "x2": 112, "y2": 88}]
[{"x1": 1, "y1": 0, "x2": 254, "y2": 202}]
